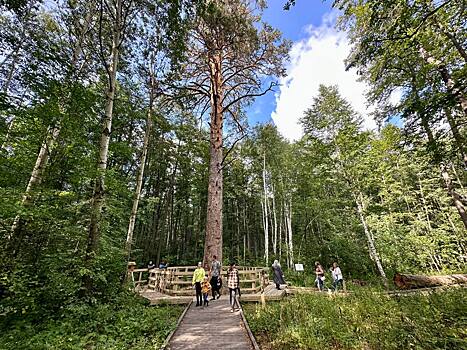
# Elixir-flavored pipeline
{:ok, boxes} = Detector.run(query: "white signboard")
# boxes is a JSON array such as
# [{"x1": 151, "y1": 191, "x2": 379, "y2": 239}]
[{"x1": 295, "y1": 263, "x2": 304, "y2": 271}]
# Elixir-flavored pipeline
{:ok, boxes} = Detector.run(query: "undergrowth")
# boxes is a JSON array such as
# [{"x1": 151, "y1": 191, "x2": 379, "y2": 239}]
[
  {"x1": 244, "y1": 288, "x2": 467, "y2": 350},
  {"x1": 0, "y1": 292, "x2": 183, "y2": 350}
]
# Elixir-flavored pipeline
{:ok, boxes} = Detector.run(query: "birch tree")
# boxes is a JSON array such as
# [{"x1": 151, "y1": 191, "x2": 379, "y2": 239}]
[
  {"x1": 82, "y1": 0, "x2": 133, "y2": 294},
  {"x1": 7, "y1": 1, "x2": 95, "y2": 247},
  {"x1": 301, "y1": 85, "x2": 388, "y2": 283}
]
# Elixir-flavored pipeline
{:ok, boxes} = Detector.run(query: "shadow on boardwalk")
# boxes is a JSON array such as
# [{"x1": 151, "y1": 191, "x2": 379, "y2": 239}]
[{"x1": 166, "y1": 296, "x2": 253, "y2": 350}]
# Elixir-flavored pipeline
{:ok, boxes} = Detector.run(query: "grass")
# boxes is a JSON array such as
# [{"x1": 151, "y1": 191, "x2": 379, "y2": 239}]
[
  {"x1": 243, "y1": 287, "x2": 467, "y2": 350},
  {"x1": 0, "y1": 294, "x2": 184, "y2": 350}
]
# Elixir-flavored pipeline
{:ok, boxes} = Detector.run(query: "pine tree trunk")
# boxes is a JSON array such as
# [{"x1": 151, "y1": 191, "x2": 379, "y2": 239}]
[
  {"x1": 82, "y1": 0, "x2": 122, "y2": 294},
  {"x1": 203, "y1": 51, "x2": 223, "y2": 267}
]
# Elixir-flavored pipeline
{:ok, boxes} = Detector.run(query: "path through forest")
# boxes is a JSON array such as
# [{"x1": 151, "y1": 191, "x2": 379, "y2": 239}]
[{"x1": 166, "y1": 297, "x2": 254, "y2": 350}]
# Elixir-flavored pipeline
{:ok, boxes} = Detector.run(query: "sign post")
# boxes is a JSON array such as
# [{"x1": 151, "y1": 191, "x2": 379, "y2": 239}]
[{"x1": 294, "y1": 263, "x2": 305, "y2": 287}]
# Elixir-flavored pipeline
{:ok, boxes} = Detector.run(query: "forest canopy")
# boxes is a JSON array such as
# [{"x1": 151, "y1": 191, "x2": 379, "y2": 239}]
[{"x1": 0, "y1": 0, "x2": 466, "y2": 348}]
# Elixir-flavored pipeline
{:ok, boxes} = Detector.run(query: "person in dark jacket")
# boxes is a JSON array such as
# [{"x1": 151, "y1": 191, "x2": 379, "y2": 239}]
[{"x1": 272, "y1": 260, "x2": 286, "y2": 290}]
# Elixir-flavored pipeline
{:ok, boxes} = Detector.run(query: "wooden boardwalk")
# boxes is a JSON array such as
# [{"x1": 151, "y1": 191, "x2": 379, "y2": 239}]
[{"x1": 165, "y1": 297, "x2": 255, "y2": 350}]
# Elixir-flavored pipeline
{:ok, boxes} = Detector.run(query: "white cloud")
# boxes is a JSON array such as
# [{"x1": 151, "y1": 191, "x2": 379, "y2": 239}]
[{"x1": 271, "y1": 13, "x2": 377, "y2": 141}]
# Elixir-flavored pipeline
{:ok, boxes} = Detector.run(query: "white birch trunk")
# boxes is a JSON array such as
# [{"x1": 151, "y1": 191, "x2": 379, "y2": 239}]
[
  {"x1": 9, "y1": 8, "x2": 93, "y2": 237},
  {"x1": 285, "y1": 198, "x2": 294, "y2": 269},
  {"x1": 272, "y1": 187, "x2": 277, "y2": 255},
  {"x1": 262, "y1": 152, "x2": 269, "y2": 264},
  {"x1": 279, "y1": 205, "x2": 282, "y2": 260},
  {"x1": 354, "y1": 192, "x2": 387, "y2": 285},
  {"x1": 125, "y1": 95, "x2": 153, "y2": 257},
  {"x1": 83, "y1": 0, "x2": 123, "y2": 293}
]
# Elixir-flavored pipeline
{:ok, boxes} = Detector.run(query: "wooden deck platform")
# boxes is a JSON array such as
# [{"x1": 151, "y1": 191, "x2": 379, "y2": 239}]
[
  {"x1": 140, "y1": 290, "x2": 192, "y2": 305},
  {"x1": 165, "y1": 296, "x2": 256, "y2": 350}
]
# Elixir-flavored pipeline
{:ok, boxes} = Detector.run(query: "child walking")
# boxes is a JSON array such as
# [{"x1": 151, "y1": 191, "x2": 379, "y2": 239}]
[{"x1": 201, "y1": 276, "x2": 211, "y2": 307}]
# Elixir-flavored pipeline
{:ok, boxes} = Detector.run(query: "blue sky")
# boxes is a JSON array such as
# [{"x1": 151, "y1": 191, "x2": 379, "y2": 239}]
[
  {"x1": 247, "y1": 1, "x2": 400, "y2": 141},
  {"x1": 248, "y1": 0, "x2": 332, "y2": 126}
]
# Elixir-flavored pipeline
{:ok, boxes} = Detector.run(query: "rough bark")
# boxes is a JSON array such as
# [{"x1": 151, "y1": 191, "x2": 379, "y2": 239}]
[
  {"x1": 203, "y1": 51, "x2": 223, "y2": 267},
  {"x1": 394, "y1": 273, "x2": 467, "y2": 289},
  {"x1": 82, "y1": 0, "x2": 122, "y2": 293}
]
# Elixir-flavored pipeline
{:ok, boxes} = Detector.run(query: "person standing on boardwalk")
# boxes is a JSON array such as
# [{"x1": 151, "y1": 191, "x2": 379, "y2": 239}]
[
  {"x1": 210, "y1": 255, "x2": 222, "y2": 300},
  {"x1": 201, "y1": 276, "x2": 211, "y2": 307},
  {"x1": 315, "y1": 261, "x2": 325, "y2": 291},
  {"x1": 331, "y1": 262, "x2": 343, "y2": 292},
  {"x1": 227, "y1": 262, "x2": 240, "y2": 312},
  {"x1": 272, "y1": 260, "x2": 286, "y2": 290},
  {"x1": 192, "y1": 262, "x2": 205, "y2": 307}
]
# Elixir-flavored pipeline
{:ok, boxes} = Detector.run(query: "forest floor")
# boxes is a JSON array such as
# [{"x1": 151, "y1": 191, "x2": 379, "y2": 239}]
[{"x1": 243, "y1": 287, "x2": 467, "y2": 350}]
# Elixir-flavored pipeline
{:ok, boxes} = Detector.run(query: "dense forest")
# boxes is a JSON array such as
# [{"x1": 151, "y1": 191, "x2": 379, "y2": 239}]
[{"x1": 0, "y1": 0, "x2": 466, "y2": 349}]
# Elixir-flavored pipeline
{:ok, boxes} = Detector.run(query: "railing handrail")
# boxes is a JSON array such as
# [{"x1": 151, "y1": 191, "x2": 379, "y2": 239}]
[{"x1": 132, "y1": 265, "x2": 270, "y2": 295}]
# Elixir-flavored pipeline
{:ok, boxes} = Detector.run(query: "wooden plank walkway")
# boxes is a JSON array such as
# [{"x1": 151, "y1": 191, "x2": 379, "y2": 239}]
[{"x1": 166, "y1": 297, "x2": 254, "y2": 350}]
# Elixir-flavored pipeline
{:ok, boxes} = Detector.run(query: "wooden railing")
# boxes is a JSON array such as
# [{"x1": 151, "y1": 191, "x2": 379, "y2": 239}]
[
  {"x1": 132, "y1": 266, "x2": 269, "y2": 296},
  {"x1": 131, "y1": 268, "x2": 150, "y2": 290}
]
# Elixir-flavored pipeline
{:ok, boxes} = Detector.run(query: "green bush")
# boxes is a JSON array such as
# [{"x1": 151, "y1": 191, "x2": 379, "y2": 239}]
[
  {"x1": 0, "y1": 293, "x2": 183, "y2": 350},
  {"x1": 244, "y1": 288, "x2": 467, "y2": 350}
]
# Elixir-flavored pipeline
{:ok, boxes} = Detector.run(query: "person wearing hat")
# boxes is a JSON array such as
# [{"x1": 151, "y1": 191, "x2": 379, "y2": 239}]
[{"x1": 192, "y1": 262, "x2": 205, "y2": 307}]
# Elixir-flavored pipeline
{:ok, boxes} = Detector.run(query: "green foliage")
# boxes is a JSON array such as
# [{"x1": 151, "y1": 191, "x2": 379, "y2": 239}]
[
  {"x1": 0, "y1": 293, "x2": 183, "y2": 350},
  {"x1": 244, "y1": 289, "x2": 467, "y2": 350}
]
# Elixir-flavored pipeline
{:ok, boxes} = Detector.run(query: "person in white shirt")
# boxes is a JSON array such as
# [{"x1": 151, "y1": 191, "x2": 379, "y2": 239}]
[{"x1": 331, "y1": 262, "x2": 343, "y2": 292}]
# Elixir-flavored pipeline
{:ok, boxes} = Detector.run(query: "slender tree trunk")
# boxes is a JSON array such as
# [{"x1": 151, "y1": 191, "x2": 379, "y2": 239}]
[
  {"x1": 243, "y1": 203, "x2": 247, "y2": 264},
  {"x1": 418, "y1": 175, "x2": 441, "y2": 271},
  {"x1": 279, "y1": 205, "x2": 282, "y2": 260},
  {"x1": 262, "y1": 152, "x2": 269, "y2": 264},
  {"x1": 9, "y1": 8, "x2": 93, "y2": 240},
  {"x1": 441, "y1": 164, "x2": 467, "y2": 229},
  {"x1": 272, "y1": 187, "x2": 277, "y2": 256},
  {"x1": 354, "y1": 192, "x2": 387, "y2": 286},
  {"x1": 418, "y1": 175, "x2": 433, "y2": 231},
  {"x1": 203, "y1": 51, "x2": 224, "y2": 267},
  {"x1": 1, "y1": 49, "x2": 20, "y2": 151},
  {"x1": 285, "y1": 198, "x2": 294, "y2": 269},
  {"x1": 445, "y1": 108, "x2": 467, "y2": 167},
  {"x1": 9, "y1": 124, "x2": 61, "y2": 241},
  {"x1": 125, "y1": 91, "x2": 154, "y2": 258},
  {"x1": 451, "y1": 164, "x2": 464, "y2": 191},
  {"x1": 82, "y1": 0, "x2": 122, "y2": 294}
]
